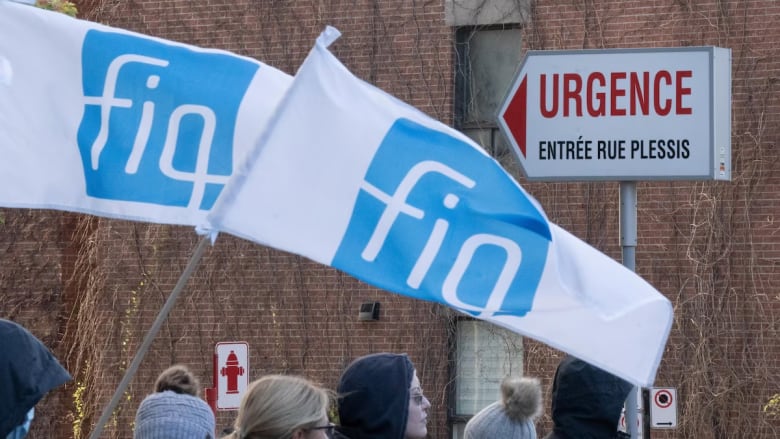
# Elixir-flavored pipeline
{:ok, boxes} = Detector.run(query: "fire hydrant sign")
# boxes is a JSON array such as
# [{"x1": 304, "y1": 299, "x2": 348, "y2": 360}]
[
  {"x1": 216, "y1": 341, "x2": 248, "y2": 410},
  {"x1": 497, "y1": 47, "x2": 731, "y2": 181}
]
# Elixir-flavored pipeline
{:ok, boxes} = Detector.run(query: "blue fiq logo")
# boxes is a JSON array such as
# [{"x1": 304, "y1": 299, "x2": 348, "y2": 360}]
[
  {"x1": 78, "y1": 30, "x2": 258, "y2": 210},
  {"x1": 333, "y1": 118, "x2": 551, "y2": 317}
]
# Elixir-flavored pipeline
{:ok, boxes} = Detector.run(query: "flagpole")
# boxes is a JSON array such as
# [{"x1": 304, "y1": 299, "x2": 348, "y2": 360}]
[{"x1": 89, "y1": 234, "x2": 212, "y2": 439}]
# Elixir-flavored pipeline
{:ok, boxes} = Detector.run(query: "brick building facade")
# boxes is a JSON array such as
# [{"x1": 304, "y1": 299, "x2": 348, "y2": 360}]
[{"x1": 1, "y1": 0, "x2": 778, "y2": 438}]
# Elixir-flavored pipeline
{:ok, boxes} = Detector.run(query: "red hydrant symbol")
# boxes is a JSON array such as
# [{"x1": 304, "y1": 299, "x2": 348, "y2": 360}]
[{"x1": 220, "y1": 350, "x2": 245, "y2": 394}]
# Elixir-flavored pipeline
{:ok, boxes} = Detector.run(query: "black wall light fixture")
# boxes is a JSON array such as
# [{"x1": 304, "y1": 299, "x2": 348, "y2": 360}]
[{"x1": 358, "y1": 302, "x2": 381, "y2": 321}]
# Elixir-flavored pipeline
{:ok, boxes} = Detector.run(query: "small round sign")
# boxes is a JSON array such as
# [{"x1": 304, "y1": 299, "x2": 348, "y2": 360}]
[{"x1": 654, "y1": 389, "x2": 673, "y2": 408}]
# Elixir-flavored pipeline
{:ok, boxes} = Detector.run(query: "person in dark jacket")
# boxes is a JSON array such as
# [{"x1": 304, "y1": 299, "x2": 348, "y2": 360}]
[
  {"x1": 0, "y1": 318, "x2": 71, "y2": 438},
  {"x1": 334, "y1": 353, "x2": 430, "y2": 439},
  {"x1": 543, "y1": 355, "x2": 632, "y2": 439}
]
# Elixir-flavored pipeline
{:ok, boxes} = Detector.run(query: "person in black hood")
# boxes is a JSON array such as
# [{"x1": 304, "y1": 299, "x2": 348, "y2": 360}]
[
  {"x1": 543, "y1": 355, "x2": 632, "y2": 439},
  {"x1": 0, "y1": 318, "x2": 71, "y2": 438},
  {"x1": 334, "y1": 353, "x2": 430, "y2": 439}
]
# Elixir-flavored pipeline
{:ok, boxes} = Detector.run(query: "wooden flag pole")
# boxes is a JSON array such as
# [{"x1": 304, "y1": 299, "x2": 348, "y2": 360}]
[{"x1": 89, "y1": 235, "x2": 212, "y2": 439}]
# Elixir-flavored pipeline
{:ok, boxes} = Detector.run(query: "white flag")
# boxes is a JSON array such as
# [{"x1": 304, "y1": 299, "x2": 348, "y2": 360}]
[
  {"x1": 0, "y1": 1, "x2": 291, "y2": 225},
  {"x1": 207, "y1": 27, "x2": 673, "y2": 387}
]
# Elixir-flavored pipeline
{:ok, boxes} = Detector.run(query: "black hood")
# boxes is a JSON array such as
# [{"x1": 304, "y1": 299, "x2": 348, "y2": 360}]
[
  {"x1": 0, "y1": 319, "x2": 71, "y2": 437},
  {"x1": 546, "y1": 355, "x2": 632, "y2": 439},
  {"x1": 335, "y1": 353, "x2": 414, "y2": 439}
]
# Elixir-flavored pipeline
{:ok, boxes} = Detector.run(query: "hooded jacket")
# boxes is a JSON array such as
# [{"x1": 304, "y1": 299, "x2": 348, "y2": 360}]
[
  {"x1": 335, "y1": 353, "x2": 414, "y2": 439},
  {"x1": 0, "y1": 319, "x2": 71, "y2": 437},
  {"x1": 543, "y1": 355, "x2": 633, "y2": 439}
]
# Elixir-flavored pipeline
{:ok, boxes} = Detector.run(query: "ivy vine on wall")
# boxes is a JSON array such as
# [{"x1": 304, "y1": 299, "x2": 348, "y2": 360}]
[{"x1": 35, "y1": 0, "x2": 77, "y2": 16}]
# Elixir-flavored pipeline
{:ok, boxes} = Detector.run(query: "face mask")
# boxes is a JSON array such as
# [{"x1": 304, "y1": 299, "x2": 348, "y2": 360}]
[{"x1": 5, "y1": 407, "x2": 34, "y2": 439}]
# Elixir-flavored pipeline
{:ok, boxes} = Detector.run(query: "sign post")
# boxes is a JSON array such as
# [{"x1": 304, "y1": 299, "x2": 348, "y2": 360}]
[
  {"x1": 498, "y1": 46, "x2": 731, "y2": 439},
  {"x1": 619, "y1": 386, "x2": 644, "y2": 438},
  {"x1": 620, "y1": 181, "x2": 639, "y2": 438}
]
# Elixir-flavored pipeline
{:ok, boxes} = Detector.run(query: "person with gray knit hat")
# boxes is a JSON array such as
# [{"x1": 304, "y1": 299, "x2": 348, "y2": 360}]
[
  {"x1": 134, "y1": 364, "x2": 216, "y2": 439},
  {"x1": 464, "y1": 376, "x2": 543, "y2": 439}
]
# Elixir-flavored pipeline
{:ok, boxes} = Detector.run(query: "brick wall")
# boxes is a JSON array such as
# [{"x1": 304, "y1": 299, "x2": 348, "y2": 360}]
[{"x1": 1, "y1": 0, "x2": 778, "y2": 438}]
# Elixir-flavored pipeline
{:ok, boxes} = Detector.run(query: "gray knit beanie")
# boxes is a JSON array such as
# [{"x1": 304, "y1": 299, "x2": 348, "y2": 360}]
[
  {"x1": 134, "y1": 390, "x2": 215, "y2": 439},
  {"x1": 464, "y1": 376, "x2": 542, "y2": 439}
]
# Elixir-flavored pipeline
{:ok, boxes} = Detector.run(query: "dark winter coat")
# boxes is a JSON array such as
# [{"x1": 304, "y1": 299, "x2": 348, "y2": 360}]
[
  {"x1": 334, "y1": 353, "x2": 414, "y2": 439},
  {"x1": 0, "y1": 319, "x2": 71, "y2": 437},
  {"x1": 543, "y1": 355, "x2": 632, "y2": 439}
]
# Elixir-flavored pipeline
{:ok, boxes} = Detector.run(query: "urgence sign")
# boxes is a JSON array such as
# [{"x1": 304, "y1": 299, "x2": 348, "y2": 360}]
[{"x1": 497, "y1": 47, "x2": 731, "y2": 181}]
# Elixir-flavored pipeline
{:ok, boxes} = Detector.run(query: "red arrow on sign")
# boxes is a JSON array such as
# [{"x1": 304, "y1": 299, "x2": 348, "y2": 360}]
[{"x1": 501, "y1": 76, "x2": 527, "y2": 158}]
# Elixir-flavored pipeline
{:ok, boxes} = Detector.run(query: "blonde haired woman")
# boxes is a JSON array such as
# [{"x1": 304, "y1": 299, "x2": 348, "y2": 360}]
[{"x1": 225, "y1": 374, "x2": 334, "y2": 439}]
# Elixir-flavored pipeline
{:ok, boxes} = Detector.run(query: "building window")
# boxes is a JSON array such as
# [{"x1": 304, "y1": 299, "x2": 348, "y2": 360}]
[
  {"x1": 454, "y1": 26, "x2": 523, "y2": 167},
  {"x1": 445, "y1": 0, "x2": 531, "y2": 27},
  {"x1": 449, "y1": 8, "x2": 529, "y2": 438},
  {"x1": 451, "y1": 318, "x2": 524, "y2": 439}
]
